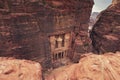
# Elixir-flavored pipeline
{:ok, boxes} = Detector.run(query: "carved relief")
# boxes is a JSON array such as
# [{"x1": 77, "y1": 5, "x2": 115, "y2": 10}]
[{"x1": 50, "y1": 33, "x2": 71, "y2": 62}]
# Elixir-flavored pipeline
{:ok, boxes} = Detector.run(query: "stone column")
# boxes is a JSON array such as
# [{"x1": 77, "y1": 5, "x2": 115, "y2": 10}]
[
  {"x1": 50, "y1": 36, "x2": 56, "y2": 51},
  {"x1": 57, "y1": 36, "x2": 62, "y2": 48},
  {"x1": 65, "y1": 33, "x2": 70, "y2": 48},
  {"x1": 63, "y1": 51, "x2": 66, "y2": 58}
]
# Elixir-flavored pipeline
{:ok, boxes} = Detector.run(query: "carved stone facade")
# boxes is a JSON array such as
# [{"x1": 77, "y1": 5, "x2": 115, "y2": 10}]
[
  {"x1": 0, "y1": 0, "x2": 94, "y2": 69},
  {"x1": 50, "y1": 33, "x2": 71, "y2": 62}
]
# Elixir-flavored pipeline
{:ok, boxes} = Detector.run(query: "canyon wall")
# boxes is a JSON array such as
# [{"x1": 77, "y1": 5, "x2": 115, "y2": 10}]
[
  {"x1": 91, "y1": 0, "x2": 120, "y2": 53},
  {"x1": 0, "y1": 0, "x2": 94, "y2": 69}
]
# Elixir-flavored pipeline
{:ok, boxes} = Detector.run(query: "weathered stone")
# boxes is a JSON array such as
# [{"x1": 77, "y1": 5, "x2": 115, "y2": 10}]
[
  {"x1": 91, "y1": 0, "x2": 120, "y2": 53},
  {"x1": 112, "y1": 0, "x2": 120, "y2": 5},
  {"x1": 0, "y1": 57, "x2": 42, "y2": 80},
  {"x1": 0, "y1": 0, "x2": 94, "y2": 69},
  {"x1": 45, "y1": 52, "x2": 120, "y2": 80}
]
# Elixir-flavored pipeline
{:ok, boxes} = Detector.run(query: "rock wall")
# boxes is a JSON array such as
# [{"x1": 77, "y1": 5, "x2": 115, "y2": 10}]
[
  {"x1": 112, "y1": 0, "x2": 120, "y2": 5},
  {"x1": 45, "y1": 52, "x2": 120, "y2": 80},
  {"x1": 0, "y1": 57, "x2": 42, "y2": 80},
  {"x1": 0, "y1": 0, "x2": 94, "y2": 69},
  {"x1": 91, "y1": 1, "x2": 120, "y2": 53}
]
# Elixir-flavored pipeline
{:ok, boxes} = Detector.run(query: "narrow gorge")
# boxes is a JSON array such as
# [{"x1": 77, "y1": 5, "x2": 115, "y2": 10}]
[{"x1": 0, "y1": 0, "x2": 120, "y2": 80}]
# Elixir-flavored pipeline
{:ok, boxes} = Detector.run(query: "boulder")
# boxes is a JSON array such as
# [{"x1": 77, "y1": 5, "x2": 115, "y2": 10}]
[
  {"x1": 0, "y1": 57, "x2": 42, "y2": 80},
  {"x1": 45, "y1": 52, "x2": 120, "y2": 80}
]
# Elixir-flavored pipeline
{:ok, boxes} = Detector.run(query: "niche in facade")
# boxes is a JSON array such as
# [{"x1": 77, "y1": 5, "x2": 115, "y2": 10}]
[{"x1": 54, "y1": 34, "x2": 65, "y2": 48}]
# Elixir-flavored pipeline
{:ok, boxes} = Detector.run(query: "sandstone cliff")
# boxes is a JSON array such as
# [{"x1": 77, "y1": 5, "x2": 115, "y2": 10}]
[
  {"x1": 0, "y1": 0, "x2": 94, "y2": 69},
  {"x1": 45, "y1": 52, "x2": 120, "y2": 80},
  {"x1": 91, "y1": 0, "x2": 120, "y2": 53},
  {"x1": 0, "y1": 57, "x2": 42, "y2": 80},
  {"x1": 112, "y1": 0, "x2": 120, "y2": 5}
]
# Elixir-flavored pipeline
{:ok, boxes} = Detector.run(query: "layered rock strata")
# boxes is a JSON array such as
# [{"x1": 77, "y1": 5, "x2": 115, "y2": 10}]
[
  {"x1": 0, "y1": 0, "x2": 94, "y2": 68},
  {"x1": 91, "y1": 0, "x2": 120, "y2": 53}
]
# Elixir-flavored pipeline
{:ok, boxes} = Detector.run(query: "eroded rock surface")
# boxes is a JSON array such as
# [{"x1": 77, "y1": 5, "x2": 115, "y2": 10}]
[
  {"x1": 45, "y1": 52, "x2": 120, "y2": 80},
  {"x1": 91, "y1": 0, "x2": 120, "y2": 53},
  {"x1": 0, "y1": 57, "x2": 42, "y2": 80},
  {"x1": 0, "y1": 0, "x2": 94, "y2": 69},
  {"x1": 112, "y1": 0, "x2": 120, "y2": 5}
]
